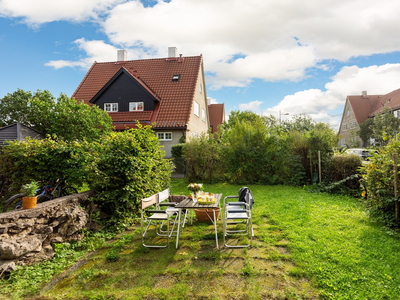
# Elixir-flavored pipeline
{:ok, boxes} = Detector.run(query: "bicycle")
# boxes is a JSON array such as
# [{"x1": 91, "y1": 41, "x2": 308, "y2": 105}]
[{"x1": 2, "y1": 178, "x2": 78, "y2": 212}]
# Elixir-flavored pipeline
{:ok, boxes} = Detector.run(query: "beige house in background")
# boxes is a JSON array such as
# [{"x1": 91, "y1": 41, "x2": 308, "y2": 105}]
[
  {"x1": 337, "y1": 88, "x2": 400, "y2": 148},
  {"x1": 72, "y1": 48, "x2": 217, "y2": 158}
]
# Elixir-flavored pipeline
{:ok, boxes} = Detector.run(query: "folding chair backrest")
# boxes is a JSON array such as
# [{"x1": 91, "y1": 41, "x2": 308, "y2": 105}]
[
  {"x1": 238, "y1": 187, "x2": 254, "y2": 209},
  {"x1": 141, "y1": 194, "x2": 158, "y2": 210},
  {"x1": 158, "y1": 188, "x2": 170, "y2": 204}
]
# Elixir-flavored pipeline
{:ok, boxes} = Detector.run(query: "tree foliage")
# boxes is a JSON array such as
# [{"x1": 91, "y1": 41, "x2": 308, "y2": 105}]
[
  {"x1": 86, "y1": 125, "x2": 173, "y2": 221},
  {"x1": 0, "y1": 89, "x2": 113, "y2": 141}
]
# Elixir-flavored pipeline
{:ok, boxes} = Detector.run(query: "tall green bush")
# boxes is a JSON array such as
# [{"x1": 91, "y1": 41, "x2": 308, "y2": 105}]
[
  {"x1": 86, "y1": 125, "x2": 173, "y2": 222},
  {"x1": 0, "y1": 137, "x2": 89, "y2": 199},
  {"x1": 361, "y1": 137, "x2": 400, "y2": 227},
  {"x1": 183, "y1": 133, "x2": 224, "y2": 183}
]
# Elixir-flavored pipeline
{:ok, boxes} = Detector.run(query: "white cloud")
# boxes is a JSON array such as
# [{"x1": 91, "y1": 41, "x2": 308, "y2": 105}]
[
  {"x1": 46, "y1": 38, "x2": 130, "y2": 69},
  {"x1": 33, "y1": 0, "x2": 400, "y2": 90},
  {"x1": 263, "y1": 64, "x2": 400, "y2": 128},
  {"x1": 239, "y1": 100, "x2": 263, "y2": 112},
  {"x1": 0, "y1": 0, "x2": 125, "y2": 25}
]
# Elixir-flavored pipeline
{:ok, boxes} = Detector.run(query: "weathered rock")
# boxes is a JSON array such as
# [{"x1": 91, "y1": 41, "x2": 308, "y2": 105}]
[
  {"x1": 0, "y1": 260, "x2": 16, "y2": 276},
  {"x1": 0, "y1": 191, "x2": 93, "y2": 272},
  {"x1": 0, "y1": 235, "x2": 44, "y2": 259}
]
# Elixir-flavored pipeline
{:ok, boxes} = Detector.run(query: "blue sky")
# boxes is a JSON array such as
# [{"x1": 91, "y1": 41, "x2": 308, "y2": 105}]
[{"x1": 2, "y1": 0, "x2": 400, "y2": 129}]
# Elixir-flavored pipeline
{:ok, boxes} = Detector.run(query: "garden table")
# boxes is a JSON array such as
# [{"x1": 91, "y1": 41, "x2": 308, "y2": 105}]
[{"x1": 175, "y1": 193, "x2": 222, "y2": 249}]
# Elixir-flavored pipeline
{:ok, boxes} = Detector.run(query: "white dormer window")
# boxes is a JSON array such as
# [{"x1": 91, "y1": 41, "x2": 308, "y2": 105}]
[
  {"x1": 105, "y1": 103, "x2": 118, "y2": 112},
  {"x1": 194, "y1": 101, "x2": 199, "y2": 117},
  {"x1": 129, "y1": 102, "x2": 144, "y2": 111},
  {"x1": 202, "y1": 109, "x2": 206, "y2": 122}
]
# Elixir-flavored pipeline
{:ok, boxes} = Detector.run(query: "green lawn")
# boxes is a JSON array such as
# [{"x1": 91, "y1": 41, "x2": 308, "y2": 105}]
[{"x1": 1, "y1": 179, "x2": 400, "y2": 299}]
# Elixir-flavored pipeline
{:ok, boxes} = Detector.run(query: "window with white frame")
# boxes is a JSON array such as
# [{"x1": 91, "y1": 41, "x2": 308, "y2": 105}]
[
  {"x1": 342, "y1": 124, "x2": 347, "y2": 131},
  {"x1": 192, "y1": 132, "x2": 199, "y2": 138},
  {"x1": 341, "y1": 138, "x2": 346, "y2": 147},
  {"x1": 202, "y1": 109, "x2": 206, "y2": 122},
  {"x1": 394, "y1": 110, "x2": 400, "y2": 119},
  {"x1": 104, "y1": 103, "x2": 118, "y2": 112},
  {"x1": 157, "y1": 132, "x2": 172, "y2": 141},
  {"x1": 199, "y1": 84, "x2": 202, "y2": 94},
  {"x1": 194, "y1": 101, "x2": 199, "y2": 117},
  {"x1": 350, "y1": 120, "x2": 357, "y2": 129},
  {"x1": 347, "y1": 110, "x2": 350, "y2": 116},
  {"x1": 129, "y1": 102, "x2": 144, "y2": 111}
]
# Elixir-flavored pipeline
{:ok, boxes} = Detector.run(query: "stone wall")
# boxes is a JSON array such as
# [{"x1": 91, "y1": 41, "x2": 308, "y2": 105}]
[{"x1": 0, "y1": 191, "x2": 93, "y2": 276}]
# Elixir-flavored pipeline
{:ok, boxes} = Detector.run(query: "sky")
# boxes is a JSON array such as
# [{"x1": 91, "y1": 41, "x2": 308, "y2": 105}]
[{"x1": 2, "y1": 0, "x2": 400, "y2": 130}]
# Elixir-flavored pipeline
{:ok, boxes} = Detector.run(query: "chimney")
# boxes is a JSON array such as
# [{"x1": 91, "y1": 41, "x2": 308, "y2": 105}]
[
  {"x1": 362, "y1": 91, "x2": 368, "y2": 98},
  {"x1": 117, "y1": 50, "x2": 127, "y2": 61},
  {"x1": 178, "y1": 54, "x2": 184, "y2": 63},
  {"x1": 168, "y1": 47, "x2": 178, "y2": 58}
]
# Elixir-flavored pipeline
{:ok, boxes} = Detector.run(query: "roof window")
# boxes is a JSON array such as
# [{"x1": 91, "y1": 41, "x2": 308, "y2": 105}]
[{"x1": 172, "y1": 74, "x2": 180, "y2": 81}]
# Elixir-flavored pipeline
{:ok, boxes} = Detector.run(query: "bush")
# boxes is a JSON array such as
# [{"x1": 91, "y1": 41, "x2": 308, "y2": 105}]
[
  {"x1": 171, "y1": 143, "x2": 186, "y2": 174},
  {"x1": 183, "y1": 133, "x2": 224, "y2": 183},
  {"x1": 321, "y1": 153, "x2": 362, "y2": 195},
  {"x1": 0, "y1": 137, "x2": 89, "y2": 199},
  {"x1": 86, "y1": 125, "x2": 173, "y2": 223}
]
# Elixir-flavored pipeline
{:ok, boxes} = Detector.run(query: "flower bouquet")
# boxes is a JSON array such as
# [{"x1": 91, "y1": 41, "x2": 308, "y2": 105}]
[{"x1": 187, "y1": 183, "x2": 203, "y2": 202}]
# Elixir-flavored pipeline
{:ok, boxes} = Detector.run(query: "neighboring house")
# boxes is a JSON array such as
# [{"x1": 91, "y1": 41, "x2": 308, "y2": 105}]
[
  {"x1": 337, "y1": 88, "x2": 400, "y2": 148},
  {"x1": 208, "y1": 103, "x2": 225, "y2": 134},
  {"x1": 72, "y1": 48, "x2": 214, "y2": 158},
  {"x1": 0, "y1": 123, "x2": 44, "y2": 147}
]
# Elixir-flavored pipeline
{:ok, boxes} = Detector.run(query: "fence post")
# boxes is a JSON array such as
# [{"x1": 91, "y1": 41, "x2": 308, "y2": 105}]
[
  {"x1": 318, "y1": 151, "x2": 322, "y2": 184},
  {"x1": 310, "y1": 151, "x2": 313, "y2": 183},
  {"x1": 394, "y1": 153, "x2": 399, "y2": 221}
]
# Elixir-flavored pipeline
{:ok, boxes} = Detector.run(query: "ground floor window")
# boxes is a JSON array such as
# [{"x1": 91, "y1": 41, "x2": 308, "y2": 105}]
[{"x1": 157, "y1": 132, "x2": 172, "y2": 141}]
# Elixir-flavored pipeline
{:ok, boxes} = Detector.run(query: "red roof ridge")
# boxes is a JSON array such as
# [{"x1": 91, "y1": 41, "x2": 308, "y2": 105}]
[{"x1": 72, "y1": 61, "x2": 97, "y2": 100}]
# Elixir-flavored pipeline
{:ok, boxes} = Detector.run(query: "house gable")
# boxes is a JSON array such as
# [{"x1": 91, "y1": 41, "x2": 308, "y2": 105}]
[{"x1": 90, "y1": 67, "x2": 160, "y2": 113}]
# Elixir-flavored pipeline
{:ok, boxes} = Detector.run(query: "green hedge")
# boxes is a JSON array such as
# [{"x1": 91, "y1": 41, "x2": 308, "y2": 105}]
[{"x1": 0, "y1": 125, "x2": 173, "y2": 224}]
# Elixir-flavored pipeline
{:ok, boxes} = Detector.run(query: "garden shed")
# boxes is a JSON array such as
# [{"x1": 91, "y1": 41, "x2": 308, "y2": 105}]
[{"x1": 0, "y1": 123, "x2": 44, "y2": 146}]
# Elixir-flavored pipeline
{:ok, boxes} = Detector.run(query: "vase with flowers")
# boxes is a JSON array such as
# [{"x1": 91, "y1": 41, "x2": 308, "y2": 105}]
[{"x1": 187, "y1": 183, "x2": 203, "y2": 202}]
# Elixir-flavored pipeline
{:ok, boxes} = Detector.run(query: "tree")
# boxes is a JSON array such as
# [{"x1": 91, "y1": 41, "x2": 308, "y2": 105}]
[
  {"x1": 0, "y1": 89, "x2": 113, "y2": 141},
  {"x1": 357, "y1": 118, "x2": 374, "y2": 146},
  {"x1": 372, "y1": 107, "x2": 400, "y2": 146}
]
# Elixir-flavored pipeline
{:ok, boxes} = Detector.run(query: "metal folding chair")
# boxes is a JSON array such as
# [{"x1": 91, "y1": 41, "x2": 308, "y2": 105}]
[
  {"x1": 223, "y1": 187, "x2": 255, "y2": 248},
  {"x1": 158, "y1": 188, "x2": 188, "y2": 234},
  {"x1": 141, "y1": 194, "x2": 175, "y2": 248}
]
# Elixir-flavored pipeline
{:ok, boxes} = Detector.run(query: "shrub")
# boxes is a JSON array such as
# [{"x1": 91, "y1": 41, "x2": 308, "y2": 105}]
[
  {"x1": 0, "y1": 137, "x2": 89, "y2": 199},
  {"x1": 361, "y1": 136, "x2": 400, "y2": 227},
  {"x1": 86, "y1": 125, "x2": 173, "y2": 223},
  {"x1": 183, "y1": 133, "x2": 224, "y2": 183},
  {"x1": 321, "y1": 153, "x2": 362, "y2": 195}
]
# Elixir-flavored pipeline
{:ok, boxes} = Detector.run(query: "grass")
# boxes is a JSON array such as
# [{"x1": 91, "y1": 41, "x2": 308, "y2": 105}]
[{"x1": 1, "y1": 179, "x2": 400, "y2": 299}]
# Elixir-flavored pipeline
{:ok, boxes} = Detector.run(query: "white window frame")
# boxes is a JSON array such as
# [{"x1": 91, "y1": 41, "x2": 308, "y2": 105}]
[
  {"x1": 342, "y1": 124, "x2": 347, "y2": 131},
  {"x1": 192, "y1": 132, "x2": 199, "y2": 138},
  {"x1": 157, "y1": 132, "x2": 172, "y2": 141},
  {"x1": 105, "y1": 103, "x2": 118, "y2": 112},
  {"x1": 129, "y1": 102, "x2": 144, "y2": 111},
  {"x1": 350, "y1": 120, "x2": 357, "y2": 129},
  {"x1": 194, "y1": 101, "x2": 199, "y2": 117},
  {"x1": 341, "y1": 138, "x2": 346, "y2": 147},
  {"x1": 199, "y1": 84, "x2": 202, "y2": 94},
  {"x1": 202, "y1": 109, "x2": 206, "y2": 122},
  {"x1": 394, "y1": 110, "x2": 400, "y2": 119}
]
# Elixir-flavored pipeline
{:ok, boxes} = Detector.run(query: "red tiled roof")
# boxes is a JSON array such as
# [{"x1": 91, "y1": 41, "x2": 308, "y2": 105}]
[
  {"x1": 369, "y1": 88, "x2": 400, "y2": 117},
  {"x1": 208, "y1": 103, "x2": 225, "y2": 133},
  {"x1": 109, "y1": 111, "x2": 152, "y2": 122},
  {"x1": 72, "y1": 55, "x2": 202, "y2": 128},
  {"x1": 347, "y1": 95, "x2": 380, "y2": 125}
]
